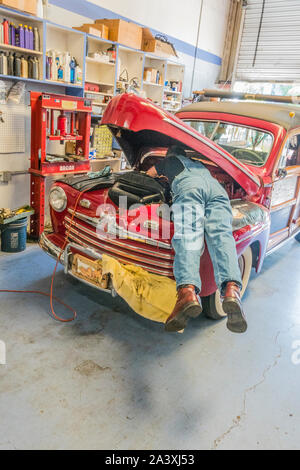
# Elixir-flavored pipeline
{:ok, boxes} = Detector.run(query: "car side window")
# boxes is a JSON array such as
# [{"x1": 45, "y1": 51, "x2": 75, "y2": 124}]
[{"x1": 278, "y1": 135, "x2": 300, "y2": 168}]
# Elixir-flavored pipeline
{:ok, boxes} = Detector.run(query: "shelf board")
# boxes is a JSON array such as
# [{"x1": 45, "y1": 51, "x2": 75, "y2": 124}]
[
  {"x1": 92, "y1": 157, "x2": 120, "y2": 162},
  {"x1": 86, "y1": 57, "x2": 115, "y2": 66},
  {"x1": 45, "y1": 79, "x2": 83, "y2": 88},
  {"x1": 143, "y1": 82, "x2": 163, "y2": 87},
  {"x1": 163, "y1": 100, "x2": 181, "y2": 105},
  {"x1": 85, "y1": 91, "x2": 114, "y2": 97},
  {"x1": 0, "y1": 73, "x2": 42, "y2": 84},
  {"x1": 164, "y1": 89, "x2": 182, "y2": 95},
  {"x1": 86, "y1": 80, "x2": 114, "y2": 87},
  {"x1": 0, "y1": 43, "x2": 42, "y2": 55}
]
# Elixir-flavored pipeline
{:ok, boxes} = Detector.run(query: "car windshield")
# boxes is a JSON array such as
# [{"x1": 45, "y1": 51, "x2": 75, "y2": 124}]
[{"x1": 185, "y1": 120, "x2": 273, "y2": 167}]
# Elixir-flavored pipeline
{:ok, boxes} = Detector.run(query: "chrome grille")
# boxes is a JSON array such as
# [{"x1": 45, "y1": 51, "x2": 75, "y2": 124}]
[{"x1": 64, "y1": 211, "x2": 174, "y2": 277}]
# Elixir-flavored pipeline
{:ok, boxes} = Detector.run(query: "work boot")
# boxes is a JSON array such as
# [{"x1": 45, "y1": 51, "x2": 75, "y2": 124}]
[
  {"x1": 165, "y1": 285, "x2": 202, "y2": 333},
  {"x1": 222, "y1": 282, "x2": 248, "y2": 334}
]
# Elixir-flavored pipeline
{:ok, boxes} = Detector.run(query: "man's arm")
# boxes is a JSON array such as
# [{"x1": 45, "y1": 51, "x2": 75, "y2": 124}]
[{"x1": 146, "y1": 166, "x2": 159, "y2": 178}]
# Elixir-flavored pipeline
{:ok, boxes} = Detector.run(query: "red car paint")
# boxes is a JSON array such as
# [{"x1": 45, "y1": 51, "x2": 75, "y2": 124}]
[{"x1": 41, "y1": 94, "x2": 300, "y2": 299}]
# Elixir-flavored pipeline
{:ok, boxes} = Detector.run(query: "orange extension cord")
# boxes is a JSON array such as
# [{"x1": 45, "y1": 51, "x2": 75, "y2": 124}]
[{"x1": 0, "y1": 190, "x2": 88, "y2": 323}]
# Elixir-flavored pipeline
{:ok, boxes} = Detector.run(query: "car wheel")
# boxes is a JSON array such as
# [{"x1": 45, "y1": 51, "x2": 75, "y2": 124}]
[{"x1": 202, "y1": 246, "x2": 253, "y2": 320}]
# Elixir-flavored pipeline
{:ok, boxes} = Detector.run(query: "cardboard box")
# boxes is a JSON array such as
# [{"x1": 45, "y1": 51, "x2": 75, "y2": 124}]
[
  {"x1": 74, "y1": 23, "x2": 109, "y2": 40},
  {"x1": 144, "y1": 67, "x2": 158, "y2": 83},
  {"x1": 0, "y1": 0, "x2": 37, "y2": 16},
  {"x1": 142, "y1": 28, "x2": 177, "y2": 58},
  {"x1": 95, "y1": 19, "x2": 142, "y2": 50}
]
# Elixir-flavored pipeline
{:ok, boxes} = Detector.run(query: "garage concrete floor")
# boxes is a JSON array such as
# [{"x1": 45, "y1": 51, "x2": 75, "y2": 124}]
[{"x1": 0, "y1": 240, "x2": 299, "y2": 450}]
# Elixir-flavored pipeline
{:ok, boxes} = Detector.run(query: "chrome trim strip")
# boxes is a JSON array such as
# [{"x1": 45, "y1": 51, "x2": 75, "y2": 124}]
[
  {"x1": 64, "y1": 223, "x2": 174, "y2": 269},
  {"x1": 266, "y1": 228, "x2": 300, "y2": 257},
  {"x1": 163, "y1": 117, "x2": 261, "y2": 188},
  {"x1": 235, "y1": 224, "x2": 269, "y2": 246},
  {"x1": 271, "y1": 198, "x2": 297, "y2": 213},
  {"x1": 68, "y1": 209, "x2": 172, "y2": 250},
  {"x1": 39, "y1": 232, "x2": 65, "y2": 264},
  {"x1": 67, "y1": 233, "x2": 174, "y2": 276},
  {"x1": 64, "y1": 216, "x2": 174, "y2": 260}
]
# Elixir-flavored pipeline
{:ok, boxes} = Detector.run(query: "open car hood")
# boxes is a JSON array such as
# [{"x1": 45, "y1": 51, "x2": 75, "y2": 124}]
[{"x1": 101, "y1": 94, "x2": 261, "y2": 196}]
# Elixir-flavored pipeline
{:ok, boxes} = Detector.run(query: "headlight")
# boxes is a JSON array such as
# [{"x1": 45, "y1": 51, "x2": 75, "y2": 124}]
[{"x1": 49, "y1": 186, "x2": 67, "y2": 212}]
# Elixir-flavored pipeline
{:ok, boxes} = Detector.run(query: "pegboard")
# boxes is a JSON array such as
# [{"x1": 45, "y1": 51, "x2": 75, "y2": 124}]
[{"x1": 0, "y1": 104, "x2": 25, "y2": 154}]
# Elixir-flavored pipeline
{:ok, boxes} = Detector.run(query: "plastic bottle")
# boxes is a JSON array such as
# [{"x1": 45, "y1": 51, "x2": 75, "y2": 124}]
[
  {"x1": 28, "y1": 56, "x2": 33, "y2": 78},
  {"x1": 21, "y1": 56, "x2": 28, "y2": 78},
  {"x1": 63, "y1": 52, "x2": 70, "y2": 83},
  {"x1": 24, "y1": 25, "x2": 30, "y2": 49},
  {"x1": 7, "y1": 52, "x2": 14, "y2": 76},
  {"x1": 69, "y1": 57, "x2": 76, "y2": 84},
  {"x1": 58, "y1": 65, "x2": 64, "y2": 81},
  {"x1": 10, "y1": 23, "x2": 15, "y2": 46},
  {"x1": 18, "y1": 24, "x2": 25, "y2": 48},
  {"x1": 32, "y1": 57, "x2": 39, "y2": 80},
  {"x1": 28, "y1": 27, "x2": 34, "y2": 50},
  {"x1": 45, "y1": 55, "x2": 50, "y2": 79},
  {"x1": 33, "y1": 27, "x2": 40, "y2": 51},
  {"x1": 3, "y1": 19, "x2": 9, "y2": 45},
  {"x1": 107, "y1": 45, "x2": 116, "y2": 63},
  {"x1": 0, "y1": 52, "x2": 8, "y2": 75},
  {"x1": 37, "y1": 0, "x2": 44, "y2": 18},
  {"x1": 14, "y1": 54, "x2": 21, "y2": 77},
  {"x1": 75, "y1": 65, "x2": 82, "y2": 85}
]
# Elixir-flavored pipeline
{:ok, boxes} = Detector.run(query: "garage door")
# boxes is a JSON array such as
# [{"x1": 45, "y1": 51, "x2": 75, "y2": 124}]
[{"x1": 235, "y1": 0, "x2": 300, "y2": 82}]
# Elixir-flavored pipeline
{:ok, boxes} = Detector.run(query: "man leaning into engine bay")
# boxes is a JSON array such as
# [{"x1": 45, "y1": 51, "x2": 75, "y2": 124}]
[{"x1": 146, "y1": 145, "x2": 247, "y2": 334}]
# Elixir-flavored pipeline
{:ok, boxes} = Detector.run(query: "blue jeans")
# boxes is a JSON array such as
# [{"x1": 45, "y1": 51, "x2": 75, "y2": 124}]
[{"x1": 171, "y1": 155, "x2": 242, "y2": 294}]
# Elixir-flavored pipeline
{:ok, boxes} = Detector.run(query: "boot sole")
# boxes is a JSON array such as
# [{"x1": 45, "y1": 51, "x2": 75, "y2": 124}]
[
  {"x1": 222, "y1": 297, "x2": 248, "y2": 334},
  {"x1": 165, "y1": 303, "x2": 203, "y2": 333}
]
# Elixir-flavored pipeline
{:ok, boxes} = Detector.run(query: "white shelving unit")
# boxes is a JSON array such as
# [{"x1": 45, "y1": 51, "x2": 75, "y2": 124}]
[
  {"x1": 45, "y1": 23, "x2": 85, "y2": 87},
  {"x1": 163, "y1": 62, "x2": 185, "y2": 113}
]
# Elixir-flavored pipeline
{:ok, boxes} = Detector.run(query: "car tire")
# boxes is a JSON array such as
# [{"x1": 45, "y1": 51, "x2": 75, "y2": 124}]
[{"x1": 202, "y1": 246, "x2": 253, "y2": 320}]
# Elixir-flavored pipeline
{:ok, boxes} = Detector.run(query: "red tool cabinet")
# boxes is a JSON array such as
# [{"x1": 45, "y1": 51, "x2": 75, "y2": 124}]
[{"x1": 29, "y1": 92, "x2": 92, "y2": 239}]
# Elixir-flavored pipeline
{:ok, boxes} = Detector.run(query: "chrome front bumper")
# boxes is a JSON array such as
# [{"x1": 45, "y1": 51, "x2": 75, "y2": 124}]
[{"x1": 39, "y1": 232, "x2": 117, "y2": 296}]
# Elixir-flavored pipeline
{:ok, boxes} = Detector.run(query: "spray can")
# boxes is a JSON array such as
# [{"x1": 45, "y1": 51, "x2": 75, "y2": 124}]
[
  {"x1": 14, "y1": 54, "x2": 21, "y2": 77},
  {"x1": 0, "y1": 23, "x2": 3, "y2": 44},
  {"x1": 32, "y1": 57, "x2": 39, "y2": 80},
  {"x1": 20, "y1": 56, "x2": 28, "y2": 78},
  {"x1": 3, "y1": 19, "x2": 9, "y2": 45},
  {"x1": 0, "y1": 52, "x2": 8, "y2": 75},
  {"x1": 28, "y1": 56, "x2": 33, "y2": 78},
  {"x1": 33, "y1": 27, "x2": 40, "y2": 51},
  {"x1": 7, "y1": 52, "x2": 14, "y2": 76}
]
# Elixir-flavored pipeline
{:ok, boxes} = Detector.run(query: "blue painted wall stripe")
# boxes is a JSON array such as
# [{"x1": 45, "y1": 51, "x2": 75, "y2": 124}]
[{"x1": 49, "y1": 0, "x2": 222, "y2": 66}]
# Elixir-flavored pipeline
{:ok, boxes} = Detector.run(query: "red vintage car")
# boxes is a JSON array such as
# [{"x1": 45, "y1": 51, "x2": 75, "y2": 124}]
[{"x1": 40, "y1": 92, "x2": 300, "y2": 320}]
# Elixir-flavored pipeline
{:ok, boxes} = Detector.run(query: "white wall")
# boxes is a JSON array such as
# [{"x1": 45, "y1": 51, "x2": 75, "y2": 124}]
[
  {"x1": 0, "y1": 0, "x2": 230, "y2": 212},
  {"x1": 46, "y1": 0, "x2": 231, "y2": 95}
]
